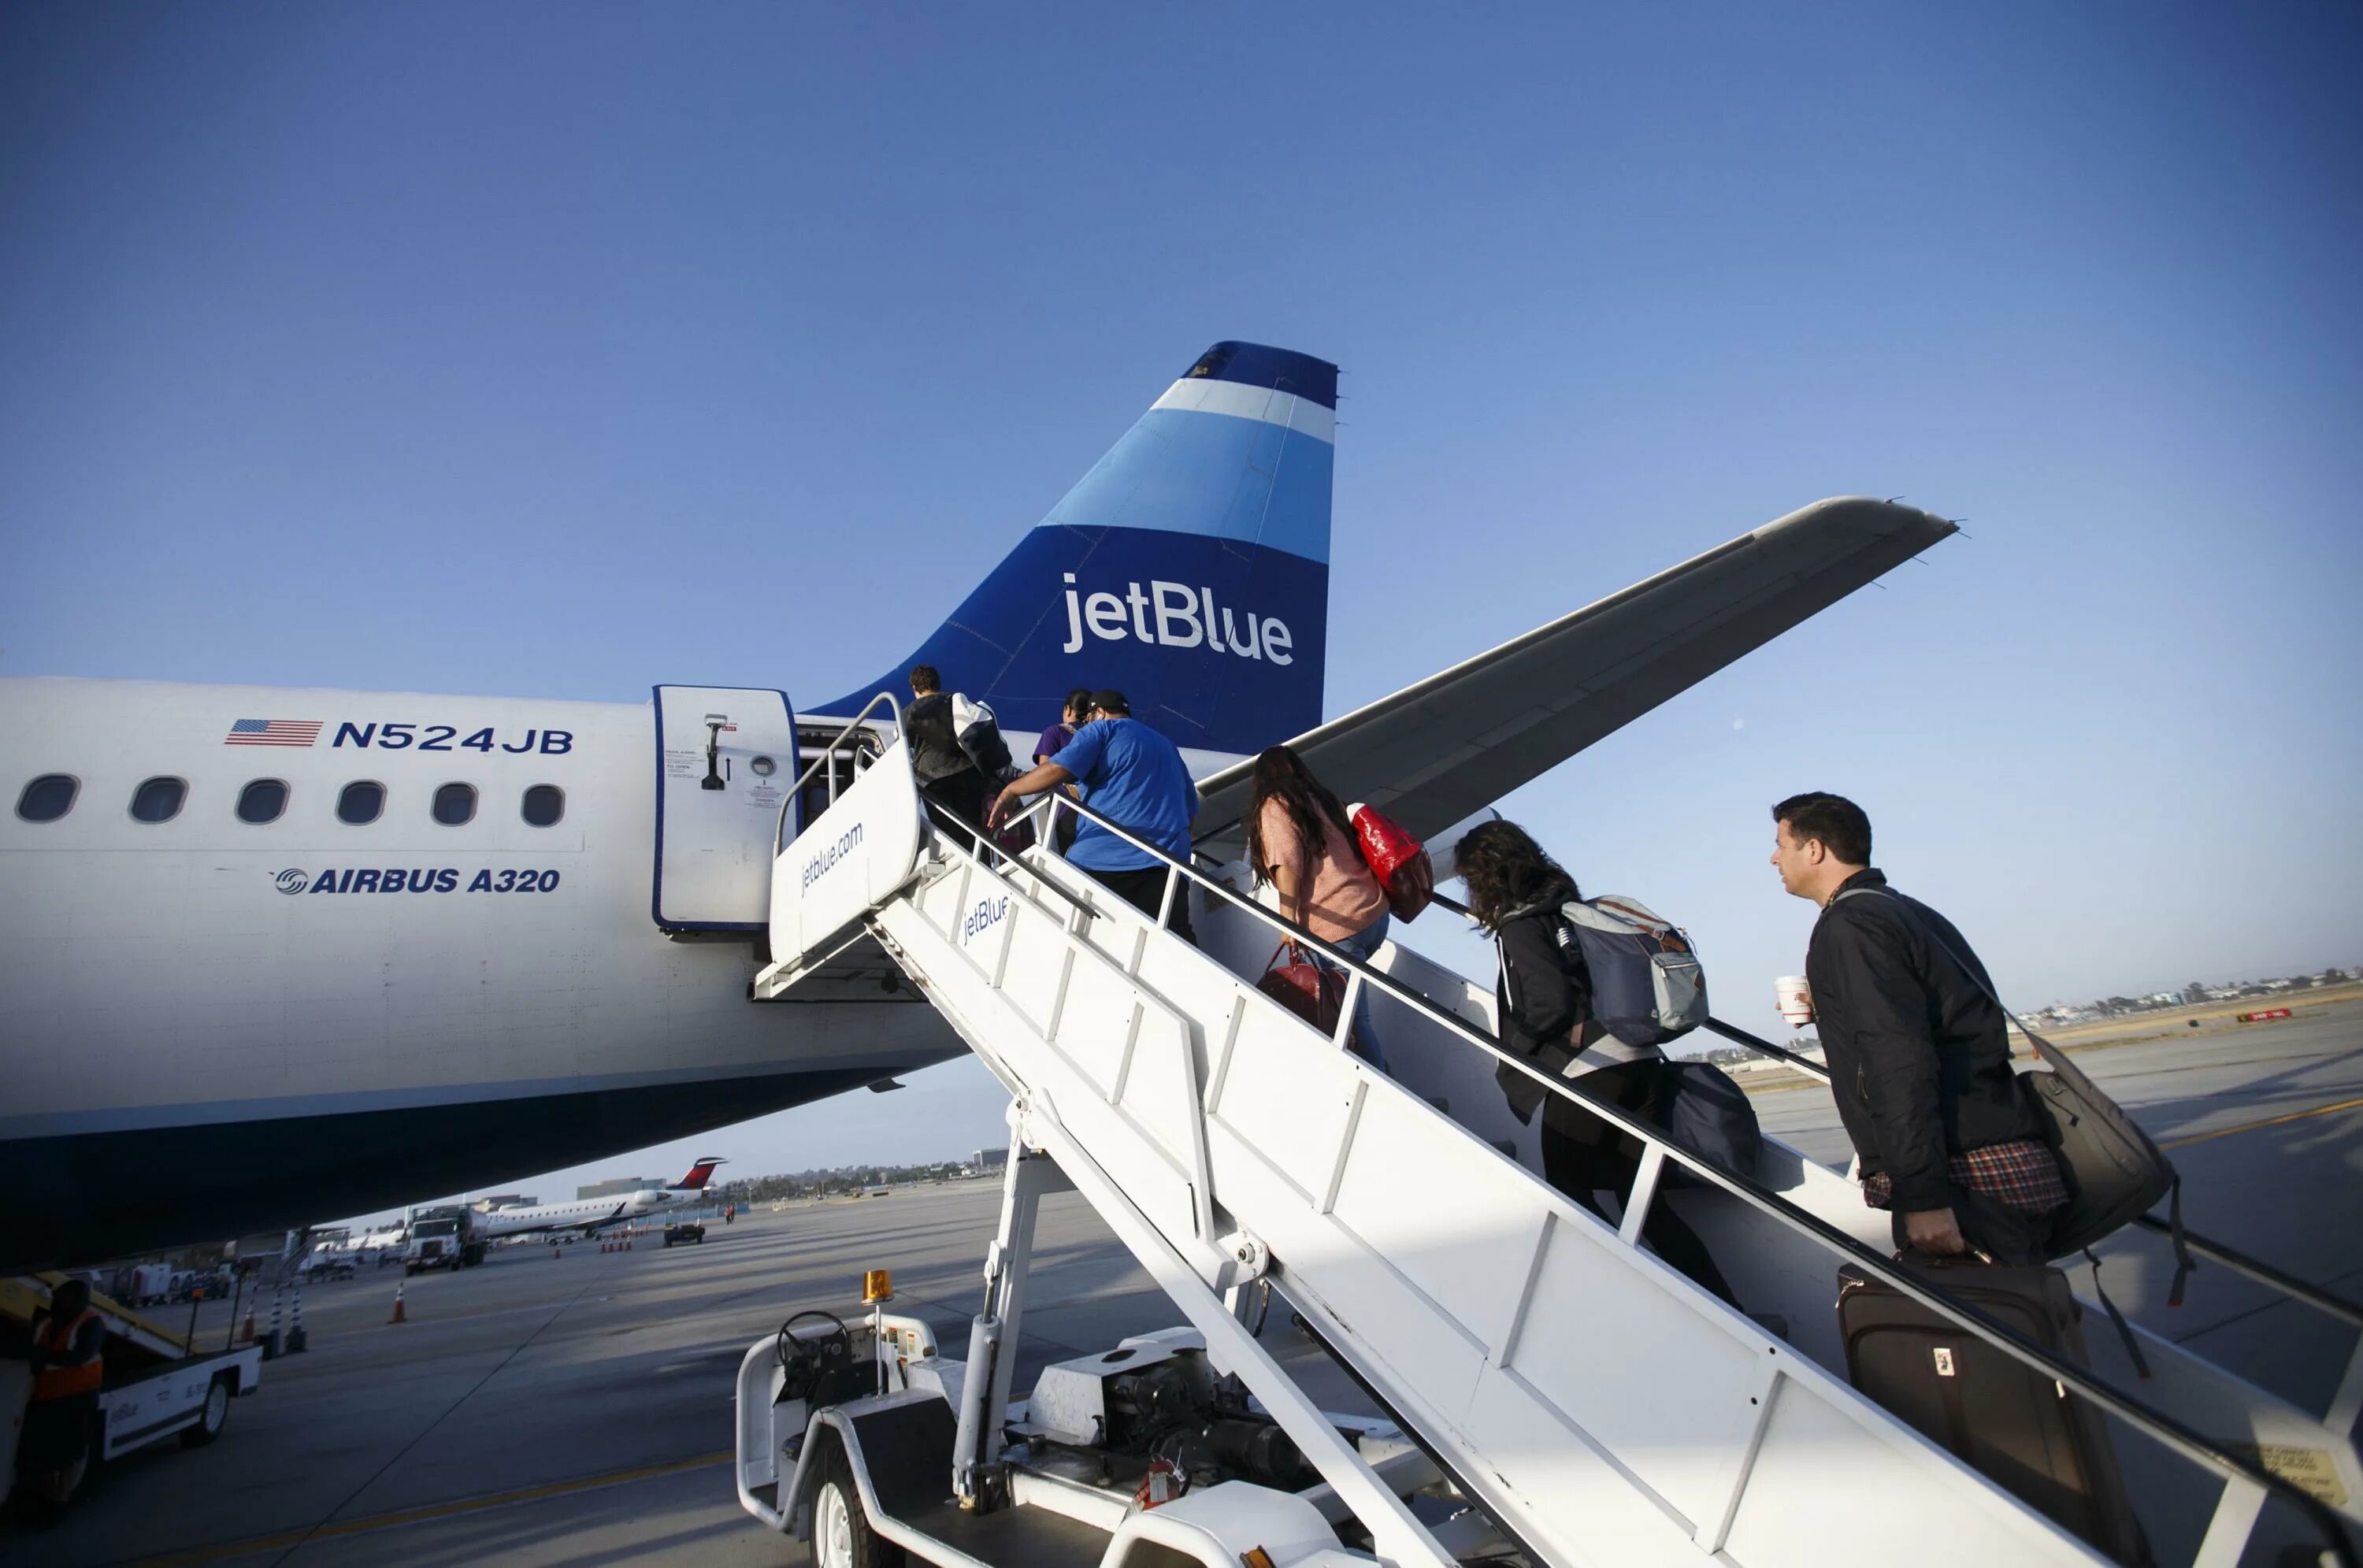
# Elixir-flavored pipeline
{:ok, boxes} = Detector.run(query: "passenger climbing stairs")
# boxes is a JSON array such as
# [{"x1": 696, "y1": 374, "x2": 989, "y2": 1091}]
[{"x1": 751, "y1": 716, "x2": 2363, "y2": 1567}]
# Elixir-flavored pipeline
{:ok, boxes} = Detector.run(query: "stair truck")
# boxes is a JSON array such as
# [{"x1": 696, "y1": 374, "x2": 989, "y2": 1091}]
[
  {"x1": 3, "y1": 1273, "x2": 263, "y2": 1511},
  {"x1": 732, "y1": 717, "x2": 2363, "y2": 1567}
]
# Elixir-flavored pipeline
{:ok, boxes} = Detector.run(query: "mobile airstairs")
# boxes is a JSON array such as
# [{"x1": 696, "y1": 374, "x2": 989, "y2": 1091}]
[{"x1": 734, "y1": 701, "x2": 2363, "y2": 1568}]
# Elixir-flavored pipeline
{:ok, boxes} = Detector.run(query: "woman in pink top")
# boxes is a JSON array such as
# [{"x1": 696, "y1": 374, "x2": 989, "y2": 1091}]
[{"x1": 1248, "y1": 745, "x2": 1389, "y2": 1067}]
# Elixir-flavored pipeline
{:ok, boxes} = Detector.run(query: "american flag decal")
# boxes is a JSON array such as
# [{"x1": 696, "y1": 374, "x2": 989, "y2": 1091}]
[{"x1": 224, "y1": 719, "x2": 324, "y2": 747}]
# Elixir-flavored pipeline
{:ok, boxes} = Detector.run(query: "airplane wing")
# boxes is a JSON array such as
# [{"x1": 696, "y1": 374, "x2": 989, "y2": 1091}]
[{"x1": 1192, "y1": 497, "x2": 1957, "y2": 845}]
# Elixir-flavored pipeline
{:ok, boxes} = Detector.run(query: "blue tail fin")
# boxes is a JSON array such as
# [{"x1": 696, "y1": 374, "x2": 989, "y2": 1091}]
[{"x1": 814, "y1": 342, "x2": 1336, "y2": 754}]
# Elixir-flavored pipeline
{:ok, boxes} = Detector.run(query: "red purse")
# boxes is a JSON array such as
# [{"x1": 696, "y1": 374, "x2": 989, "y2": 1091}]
[
  {"x1": 1258, "y1": 941, "x2": 1351, "y2": 1043},
  {"x1": 1348, "y1": 804, "x2": 1434, "y2": 921}
]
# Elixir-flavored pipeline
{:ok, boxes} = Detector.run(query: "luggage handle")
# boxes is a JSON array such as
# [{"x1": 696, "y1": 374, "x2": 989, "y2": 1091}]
[{"x1": 1260, "y1": 939, "x2": 1315, "y2": 977}]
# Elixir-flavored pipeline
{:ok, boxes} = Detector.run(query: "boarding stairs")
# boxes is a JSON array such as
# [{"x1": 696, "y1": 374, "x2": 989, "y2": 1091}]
[{"x1": 753, "y1": 710, "x2": 2362, "y2": 1568}]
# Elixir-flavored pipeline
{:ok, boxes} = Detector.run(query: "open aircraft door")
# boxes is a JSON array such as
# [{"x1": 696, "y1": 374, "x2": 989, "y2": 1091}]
[{"x1": 651, "y1": 685, "x2": 800, "y2": 932}]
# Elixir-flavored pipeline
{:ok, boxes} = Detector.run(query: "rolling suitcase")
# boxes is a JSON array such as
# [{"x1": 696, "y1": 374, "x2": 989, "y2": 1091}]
[{"x1": 1837, "y1": 1256, "x2": 2149, "y2": 1566}]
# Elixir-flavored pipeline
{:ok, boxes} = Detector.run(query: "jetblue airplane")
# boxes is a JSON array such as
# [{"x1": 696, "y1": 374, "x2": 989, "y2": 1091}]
[{"x1": 0, "y1": 341, "x2": 1954, "y2": 1270}]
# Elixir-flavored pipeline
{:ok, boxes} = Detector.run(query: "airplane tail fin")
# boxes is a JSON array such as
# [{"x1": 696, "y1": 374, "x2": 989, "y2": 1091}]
[
  {"x1": 811, "y1": 342, "x2": 1337, "y2": 755},
  {"x1": 670, "y1": 1158, "x2": 725, "y2": 1192}
]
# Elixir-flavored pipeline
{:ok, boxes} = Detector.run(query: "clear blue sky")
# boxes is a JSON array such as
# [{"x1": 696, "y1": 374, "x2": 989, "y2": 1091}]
[{"x1": 6, "y1": 4, "x2": 2357, "y2": 1205}]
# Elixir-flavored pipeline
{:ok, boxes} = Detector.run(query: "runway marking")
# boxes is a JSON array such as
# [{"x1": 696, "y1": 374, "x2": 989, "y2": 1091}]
[
  {"x1": 2162, "y1": 1095, "x2": 2363, "y2": 1151},
  {"x1": 127, "y1": 1448, "x2": 733, "y2": 1563}
]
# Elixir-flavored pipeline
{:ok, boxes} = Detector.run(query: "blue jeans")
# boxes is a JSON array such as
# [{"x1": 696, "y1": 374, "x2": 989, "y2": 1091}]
[{"x1": 1318, "y1": 913, "x2": 1390, "y2": 1069}]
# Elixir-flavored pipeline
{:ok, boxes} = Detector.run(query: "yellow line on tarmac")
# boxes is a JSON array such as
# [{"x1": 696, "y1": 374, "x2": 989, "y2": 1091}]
[
  {"x1": 131, "y1": 1448, "x2": 734, "y2": 1564},
  {"x1": 2162, "y1": 1095, "x2": 2363, "y2": 1151}
]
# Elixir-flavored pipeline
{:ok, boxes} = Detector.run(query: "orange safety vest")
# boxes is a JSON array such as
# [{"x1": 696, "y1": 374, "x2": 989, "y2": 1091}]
[{"x1": 32, "y1": 1308, "x2": 103, "y2": 1400}]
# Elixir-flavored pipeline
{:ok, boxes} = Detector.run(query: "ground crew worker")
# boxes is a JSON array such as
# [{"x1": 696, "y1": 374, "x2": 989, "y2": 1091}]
[{"x1": 11, "y1": 1277, "x2": 106, "y2": 1510}]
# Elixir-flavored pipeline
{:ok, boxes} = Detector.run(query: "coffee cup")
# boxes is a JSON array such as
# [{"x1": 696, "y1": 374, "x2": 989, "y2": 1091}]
[{"x1": 1775, "y1": 974, "x2": 1814, "y2": 1027}]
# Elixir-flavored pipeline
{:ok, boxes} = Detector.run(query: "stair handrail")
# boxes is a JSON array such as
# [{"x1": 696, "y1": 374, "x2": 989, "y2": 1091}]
[
  {"x1": 775, "y1": 691, "x2": 902, "y2": 856},
  {"x1": 1696, "y1": 1014, "x2": 2363, "y2": 1335},
  {"x1": 975, "y1": 788, "x2": 2359, "y2": 1566}
]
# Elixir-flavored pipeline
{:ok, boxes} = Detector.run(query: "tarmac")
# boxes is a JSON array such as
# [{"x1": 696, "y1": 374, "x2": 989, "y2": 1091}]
[{"x1": 16, "y1": 1001, "x2": 2361, "y2": 1565}]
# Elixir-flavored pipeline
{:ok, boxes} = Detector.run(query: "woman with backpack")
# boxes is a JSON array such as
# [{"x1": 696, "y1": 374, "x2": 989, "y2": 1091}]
[
  {"x1": 1248, "y1": 745, "x2": 1391, "y2": 1069},
  {"x1": 1454, "y1": 819, "x2": 1736, "y2": 1304}
]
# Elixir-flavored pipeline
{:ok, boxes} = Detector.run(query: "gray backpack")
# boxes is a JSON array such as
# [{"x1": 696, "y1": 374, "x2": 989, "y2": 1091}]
[{"x1": 1557, "y1": 895, "x2": 1708, "y2": 1047}]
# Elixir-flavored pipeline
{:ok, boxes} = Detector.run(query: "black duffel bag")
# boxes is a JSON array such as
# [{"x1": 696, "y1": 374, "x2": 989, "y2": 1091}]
[
  {"x1": 1837, "y1": 890, "x2": 2187, "y2": 1292},
  {"x1": 1656, "y1": 1058, "x2": 1763, "y2": 1175}
]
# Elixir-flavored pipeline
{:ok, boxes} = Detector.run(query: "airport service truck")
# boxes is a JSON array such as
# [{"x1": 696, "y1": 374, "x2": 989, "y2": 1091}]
[
  {"x1": 2, "y1": 1273, "x2": 264, "y2": 1513},
  {"x1": 403, "y1": 1206, "x2": 486, "y2": 1274}
]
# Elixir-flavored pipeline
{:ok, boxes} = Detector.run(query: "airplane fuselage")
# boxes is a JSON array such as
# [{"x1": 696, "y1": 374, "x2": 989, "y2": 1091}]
[
  {"x1": 480, "y1": 1192, "x2": 675, "y2": 1239},
  {"x1": 0, "y1": 676, "x2": 960, "y2": 1267}
]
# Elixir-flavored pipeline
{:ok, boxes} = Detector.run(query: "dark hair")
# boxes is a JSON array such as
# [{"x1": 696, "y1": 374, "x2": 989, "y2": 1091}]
[
  {"x1": 49, "y1": 1277, "x2": 91, "y2": 1315},
  {"x1": 1452, "y1": 819, "x2": 1579, "y2": 930},
  {"x1": 1245, "y1": 745, "x2": 1354, "y2": 891},
  {"x1": 1064, "y1": 687, "x2": 1092, "y2": 721},
  {"x1": 1772, "y1": 792, "x2": 1872, "y2": 866},
  {"x1": 908, "y1": 665, "x2": 940, "y2": 695}
]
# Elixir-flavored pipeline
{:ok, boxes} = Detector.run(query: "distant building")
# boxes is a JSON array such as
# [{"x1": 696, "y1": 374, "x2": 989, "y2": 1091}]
[
  {"x1": 973, "y1": 1147, "x2": 1010, "y2": 1172},
  {"x1": 577, "y1": 1176, "x2": 654, "y2": 1199}
]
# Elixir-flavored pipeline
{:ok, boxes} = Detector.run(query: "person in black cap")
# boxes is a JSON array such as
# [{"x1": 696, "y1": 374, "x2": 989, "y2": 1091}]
[{"x1": 987, "y1": 690, "x2": 1199, "y2": 942}]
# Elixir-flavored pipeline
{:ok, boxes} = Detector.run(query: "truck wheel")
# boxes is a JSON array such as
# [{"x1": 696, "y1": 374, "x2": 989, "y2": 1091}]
[
  {"x1": 811, "y1": 1440, "x2": 901, "y2": 1568},
  {"x1": 180, "y1": 1374, "x2": 233, "y2": 1448}
]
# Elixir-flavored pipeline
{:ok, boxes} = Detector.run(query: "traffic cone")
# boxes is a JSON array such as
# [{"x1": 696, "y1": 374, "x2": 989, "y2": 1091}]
[
  {"x1": 238, "y1": 1303, "x2": 257, "y2": 1343},
  {"x1": 388, "y1": 1282, "x2": 407, "y2": 1324}
]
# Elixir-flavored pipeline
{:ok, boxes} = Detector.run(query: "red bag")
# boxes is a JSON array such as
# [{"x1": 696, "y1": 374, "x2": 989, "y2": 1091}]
[
  {"x1": 1258, "y1": 940, "x2": 1351, "y2": 1043},
  {"x1": 1348, "y1": 804, "x2": 1434, "y2": 921}
]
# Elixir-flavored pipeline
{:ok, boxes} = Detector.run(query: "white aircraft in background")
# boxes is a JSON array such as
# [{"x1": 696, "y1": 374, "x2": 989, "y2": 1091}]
[
  {"x1": 0, "y1": 340, "x2": 1954, "y2": 1270},
  {"x1": 477, "y1": 1158, "x2": 726, "y2": 1240},
  {"x1": 355, "y1": 1222, "x2": 409, "y2": 1258}
]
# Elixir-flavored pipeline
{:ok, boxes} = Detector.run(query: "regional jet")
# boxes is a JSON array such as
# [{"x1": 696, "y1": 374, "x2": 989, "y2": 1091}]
[
  {"x1": 0, "y1": 341, "x2": 1953, "y2": 1270},
  {"x1": 475, "y1": 1158, "x2": 726, "y2": 1241}
]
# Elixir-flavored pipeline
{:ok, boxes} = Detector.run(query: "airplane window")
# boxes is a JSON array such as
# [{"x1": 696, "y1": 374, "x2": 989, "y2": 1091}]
[
  {"x1": 521, "y1": 784, "x2": 564, "y2": 827},
  {"x1": 432, "y1": 782, "x2": 477, "y2": 826},
  {"x1": 17, "y1": 774, "x2": 77, "y2": 823},
  {"x1": 131, "y1": 777, "x2": 187, "y2": 823},
  {"x1": 338, "y1": 781, "x2": 385, "y2": 825},
  {"x1": 236, "y1": 779, "x2": 289, "y2": 824}
]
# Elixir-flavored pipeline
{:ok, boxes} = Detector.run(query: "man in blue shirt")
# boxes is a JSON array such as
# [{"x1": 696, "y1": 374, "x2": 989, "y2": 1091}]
[{"x1": 985, "y1": 689, "x2": 1199, "y2": 942}]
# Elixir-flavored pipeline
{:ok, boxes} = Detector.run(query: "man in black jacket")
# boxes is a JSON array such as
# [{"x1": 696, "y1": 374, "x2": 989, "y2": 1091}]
[
  {"x1": 904, "y1": 665, "x2": 987, "y2": 848},
  {"x1": 1772, "y1": 792, "x2": 2065, "y2": 1265}
]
